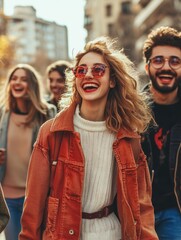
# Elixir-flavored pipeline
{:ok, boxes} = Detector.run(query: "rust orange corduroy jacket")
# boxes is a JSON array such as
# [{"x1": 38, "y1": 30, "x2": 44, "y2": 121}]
[{"x1": 19, "y1": 102, "x2": 158, "y2": 240}]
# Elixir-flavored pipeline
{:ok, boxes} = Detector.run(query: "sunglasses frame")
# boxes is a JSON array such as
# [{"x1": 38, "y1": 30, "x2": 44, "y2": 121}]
[
  {"x1": 148, "y1": 56, "x2": 181, "y2": 70},
  {"x1": 72, "y1": 64, "x2": 108, "y2": 79}
]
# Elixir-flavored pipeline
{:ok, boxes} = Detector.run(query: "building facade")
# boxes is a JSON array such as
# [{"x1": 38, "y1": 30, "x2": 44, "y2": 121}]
[
  {"x1": 84, "y1": 0, "x2": 181, "y2": 77},
  {"x1": 0, "y1": 0, "x2": 3, "y2": 11},
  {"x1": 6, "y1": 6, "x2": 69, "y2": 64},
  {"x1": 134, "y1": 0, "x2": 181, "y2": 68},
  {"x1": 84, "y1": 0, "x2": 123, "y2": 42}
]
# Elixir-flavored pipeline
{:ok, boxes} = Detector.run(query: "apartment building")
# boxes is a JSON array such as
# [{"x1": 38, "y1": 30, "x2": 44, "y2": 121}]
[
  {"x1": 0, "y1": 0, "x2": 3, "y2": 11},
  {"x1": 84, "y1": 0, "x2": 141, "y2": 63},
  {"x1": 134, "y1": 0, "x2": 181, "y2": 67},
  {"x1": 6, "y1": 6, "x2": 69, "y2": 64},
  {"x1": 0, "y1": 0, "x2": 7, "y2": 34},
  {"x1": 84, "y1": 0, "x2": 181, "y2": 73},
  {"x1": 84, "y1": 0, "x2": 123, "y2": 42}
]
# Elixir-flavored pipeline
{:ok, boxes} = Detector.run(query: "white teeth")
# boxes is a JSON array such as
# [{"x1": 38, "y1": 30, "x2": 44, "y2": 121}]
[
  {"x1": 159, "y1": 75, "x2": 173, "y2": 80},
  {"x1": 83, "y1": 83, "x2": 98, "y2": 89},
  {"x1": 159, "y1": 74, "x2": 173, "y2": 77}
]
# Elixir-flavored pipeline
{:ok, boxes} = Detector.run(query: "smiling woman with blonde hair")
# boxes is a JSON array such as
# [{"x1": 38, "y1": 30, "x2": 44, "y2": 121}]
[
  {"x1": 0, "y1": 63, "x2": 56, "y2": 240},
  {"x1": 20, "y1": 37, "x2": 158, "y2": 240}
]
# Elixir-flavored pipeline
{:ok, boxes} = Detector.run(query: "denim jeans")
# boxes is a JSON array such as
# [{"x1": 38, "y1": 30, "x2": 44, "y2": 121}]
[
  {"x1": 155, "y1": 207, "x2": 181, "y2": 240},
  {"x1": 4, "y1": 196, "x2": 25, "y2": 240}
]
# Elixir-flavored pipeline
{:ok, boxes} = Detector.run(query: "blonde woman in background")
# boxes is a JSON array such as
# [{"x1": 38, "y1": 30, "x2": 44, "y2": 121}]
[{"x1": 0, "y1": 64, "x2": 56, "y2": 240}]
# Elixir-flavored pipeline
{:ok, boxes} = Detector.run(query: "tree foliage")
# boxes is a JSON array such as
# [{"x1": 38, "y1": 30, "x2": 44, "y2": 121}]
[{"x1": 0, "y1": 35, "x2": 15, "y2": 83}]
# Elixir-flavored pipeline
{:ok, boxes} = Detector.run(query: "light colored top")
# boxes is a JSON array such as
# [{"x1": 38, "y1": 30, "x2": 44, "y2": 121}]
[
  {"x1": 2, "y1": 112, "x2": 32, "y2": 198},
  {"x1": 74, "y1": 106, "x2": 121, "y2": 240}
]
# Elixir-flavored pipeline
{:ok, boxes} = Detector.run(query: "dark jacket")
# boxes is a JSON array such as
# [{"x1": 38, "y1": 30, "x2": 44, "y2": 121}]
[{"x1": 141, "y1": 84, "x2": 181, "y2": 213}]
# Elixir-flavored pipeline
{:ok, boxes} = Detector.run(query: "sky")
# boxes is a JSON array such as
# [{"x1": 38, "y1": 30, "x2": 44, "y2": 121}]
[{"x1": 4, "y1": 0, "x2": 87, "y2": 59}]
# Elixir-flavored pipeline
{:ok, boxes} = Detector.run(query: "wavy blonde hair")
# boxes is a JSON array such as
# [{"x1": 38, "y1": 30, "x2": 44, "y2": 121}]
[
  {"x1": 0, "y1": 64, "x2": 50, "y2": 125},
  {"x1": 63, "y1": 36, "x2": 152, "y2": 133}
]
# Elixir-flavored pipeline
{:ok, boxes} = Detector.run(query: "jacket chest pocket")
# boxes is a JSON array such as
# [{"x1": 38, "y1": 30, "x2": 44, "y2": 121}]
[{"x1": 51, "y1": 157, "x2": 84, "y2": 203}]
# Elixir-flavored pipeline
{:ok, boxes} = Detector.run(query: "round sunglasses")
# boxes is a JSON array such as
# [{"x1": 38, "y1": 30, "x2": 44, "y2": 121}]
[
  {"x1": 148, "y1": 56, "x2": 181, "y2": 70},
  {"x1": 72, "y1": 64, "x2": 108, "y2": 79}
]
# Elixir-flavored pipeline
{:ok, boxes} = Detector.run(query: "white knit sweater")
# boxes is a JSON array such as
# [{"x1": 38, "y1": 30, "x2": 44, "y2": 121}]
[{"x1": 74, "y1": 106, "x2": 121, "y2": 240}]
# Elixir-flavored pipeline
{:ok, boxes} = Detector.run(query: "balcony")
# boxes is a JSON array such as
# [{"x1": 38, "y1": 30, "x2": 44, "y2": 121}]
[{"x1": 134, "y1": 0, "x2": 165, "y2": 28}]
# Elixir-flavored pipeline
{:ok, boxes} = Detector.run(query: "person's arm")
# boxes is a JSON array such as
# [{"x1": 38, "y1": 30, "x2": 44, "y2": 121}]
[
  {"x1": 0, "y1": 184, "x2": 9, "y2": 233},
  {"x1": 0, "y1": 148, "x2": 5, "y2": 165},
  {"x1": 137, "y1": 149, "x2": 158, "y2": 239},
  {"x1": 19, "y1": 126, "x2": 50, "y2": 240}
]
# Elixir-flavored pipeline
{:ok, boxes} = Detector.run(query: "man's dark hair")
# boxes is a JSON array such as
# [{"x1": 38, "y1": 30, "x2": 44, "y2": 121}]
[{"x1": 143, "y1": 26, "x2": 181, "y2": 63}]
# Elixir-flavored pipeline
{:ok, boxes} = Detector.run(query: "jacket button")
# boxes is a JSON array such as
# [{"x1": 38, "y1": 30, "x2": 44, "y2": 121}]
[{"x1": 69, "y1": 229, "x2": 74, "y2": 235}]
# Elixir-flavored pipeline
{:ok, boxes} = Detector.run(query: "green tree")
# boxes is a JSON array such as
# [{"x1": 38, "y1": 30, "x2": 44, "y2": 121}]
[{"x1": 0, "y1": 35, "x2": 15, "y2": 83}]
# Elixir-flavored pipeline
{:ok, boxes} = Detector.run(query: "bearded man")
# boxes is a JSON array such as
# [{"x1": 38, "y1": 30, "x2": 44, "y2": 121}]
[{"x1": 141, "y1": 26, "x2": 181, "y2": 240}]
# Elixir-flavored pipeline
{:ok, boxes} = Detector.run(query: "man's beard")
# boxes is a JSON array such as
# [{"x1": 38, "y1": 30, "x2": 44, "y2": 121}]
[{"x1": 148, "y1": 69, "x2": 181, "y2": 94}]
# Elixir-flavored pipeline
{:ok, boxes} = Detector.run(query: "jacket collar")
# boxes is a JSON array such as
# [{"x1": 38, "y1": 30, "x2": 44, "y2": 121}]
[
  {"x1": 50, "y1": 102, "x2": 76, "y2": 132},
  {"x1": 50, "y1": 102, "x2": 140, "y2": 140},
  {"x1": 116, "y1": 129, "x2": 140, "y2": 140}
]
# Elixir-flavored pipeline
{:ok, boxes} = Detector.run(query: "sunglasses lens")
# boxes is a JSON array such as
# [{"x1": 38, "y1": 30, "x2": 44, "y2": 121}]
[
  {"x1": 74, "y1": 66, "x2": 87, "y2": 78},
  {"x1": 170, "y1": 57, "x2": 181, "y2": 69},
  {"x1": 150, "y1": 56, "x2": 181, "y2": 70},
  {"x1": 73, "y1": 64, "x2": 107, "y2": 78},
  {"x1": 151, "y1": 57, "x2": 164, "y2": 68},
  {"x1": 92, "y1": 65, "x2": 105, "y2": 78}
]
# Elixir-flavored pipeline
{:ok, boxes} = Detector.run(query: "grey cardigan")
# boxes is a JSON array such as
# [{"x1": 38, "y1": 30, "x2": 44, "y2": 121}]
[{"x1": 0, "y1": 105, "x2": 56, "y2": 181}]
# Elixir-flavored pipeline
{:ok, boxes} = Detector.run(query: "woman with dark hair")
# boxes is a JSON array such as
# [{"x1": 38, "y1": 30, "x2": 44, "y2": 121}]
[{"x1": 46, "y1": 60, "x2": 72, "y2": 111}]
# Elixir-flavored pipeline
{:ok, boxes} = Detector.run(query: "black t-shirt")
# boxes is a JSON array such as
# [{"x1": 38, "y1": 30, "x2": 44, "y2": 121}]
[{"x1": 150, "y1": 101, "x2": 181, "y2": 212}]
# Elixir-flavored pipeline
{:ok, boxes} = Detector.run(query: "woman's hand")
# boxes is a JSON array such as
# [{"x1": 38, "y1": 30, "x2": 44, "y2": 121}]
[{"x1": 0, "y1": 148, "x2": 6, "y2": 165}]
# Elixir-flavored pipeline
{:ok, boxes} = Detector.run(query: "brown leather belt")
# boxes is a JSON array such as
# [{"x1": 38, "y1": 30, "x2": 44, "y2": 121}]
[{"x1": 82, "y1": 203, "x2": 114, "y2": 219}]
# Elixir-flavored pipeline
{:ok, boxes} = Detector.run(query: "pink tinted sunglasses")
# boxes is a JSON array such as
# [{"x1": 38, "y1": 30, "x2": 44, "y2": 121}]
[{"x1": 72, "y1": 64, "x2": 108, "y2": 79}]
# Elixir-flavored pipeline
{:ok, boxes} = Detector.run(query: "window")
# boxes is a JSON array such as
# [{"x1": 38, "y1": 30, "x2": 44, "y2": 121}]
[
  {"x1": 106, "y1": 4, "x2": 112, "y2": 17},
  {"x1": 121, "y1": 1, "x2": 131, "y2": 14},
  {"x1": 107, "y1": 23, "x2": 114, "y2": 36}
]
